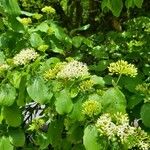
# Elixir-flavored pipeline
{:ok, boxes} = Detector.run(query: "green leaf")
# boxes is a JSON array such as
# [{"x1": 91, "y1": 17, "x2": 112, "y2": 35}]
[
  {"x1": 35, "y1": 22, "x2": 49, "y2": 33},
  {"x1": 110, "y1": 0, "x2": 123, "y2": 17},
  {"x1": 0, "y1": 84, "x2": 16, "y2": 106},
  {"x1": 55, "y1": 89, "x2": 73, "y2": 114},
  {"x1": 69, "y1": 97, "x2": 84, "y2": 121},
  {"x1": 50, "y1": 22, "x2": 71, "y2": 42},
  {"x1": 134, "y1": 0, "x2": 143, "y2": 8},
  {"x1": 125, "y1": 0, "x2": 135, "y2": 8},
  {"x1": 17, "y1": 74, "x2": 27, "y2": 106},
  {"x1": 48, "y1": 119, "x2": 64, "y2": 149},
  {"x1": 141, "y1": 103, "x2": 150, "y2": 127},
  {"x1": 94, "y1": 60, "x2": 109, "y2": 72},
  {"x1": 67, "y1": 124, "x2": 83, "y2": 143},
  {"x1": 91, "y1": 75, "x2": 105, "y2": 87},
  {"x1": 36, "y1": 132, "x2": 49, "y2": 150},
  {"x1": 102, "y1": 0, "x2": 123, "y2": 16},
  {"x1": 121, "y1": 76, "x2": 142, "y2": 93},
  {"x1": 50, "y1": 40, "x2": 64, "y2": 54},
  {"x1": 101, "y1": 87, "x2": 126, "y2": 113},
  {"x1": 83, "y1": 125, "x2": 104, "y2": 150},
  {"x1": 0, "y1": 136, "x2": 13, "y2": 150},
  {"x1": 70, "y1": 24, "x2": 90, "y2": 35},
  {"x1": 21, "y1": 10, "x2": 33, "y2": 16},
  {"x1": 72, "y1": 36, "x2": 84, "y2": 48},
  {"x1": 0, "y1": 52, "x2": 5, "y2": 63},
  {"x1": 9, "y1": 128, "x2": 25, "y2": 147},
  {"x1": 2, "y1": 105, "x2": 22, "y2": 127},
  {"x1": 127, "y1": 94, "x2": 143, "y2": 109},
  {"x1": 27, "y1": 77, "x2": 53, "y2": 104},
  {"x1": 7, "y1": 71, "x2": 21, "y2": 88},
  {"x1": 1, "y1": 0, "x2": 21, "y2": 16},
  {"x1": 29, "y1": 33, "x2": 44, "y2": 48},
  {"x1": 101, "y1": 0, "x2": 111, "y2": 10}
]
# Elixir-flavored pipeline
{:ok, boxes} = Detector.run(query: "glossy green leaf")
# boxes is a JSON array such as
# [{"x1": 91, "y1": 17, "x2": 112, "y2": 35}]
[
  {"x1": 50, "y1": 40, "x2": 64, "y2": 54},
  {"x1": 9, "y1": 128, "x2": 25, "y2": 147},
  {"x1": 55, "y1": 89, "x2": 73, "y2": 114},
  {"x1": 102, "y1": 0, "x2": 123, "y2": 17},
  {"x1": 0, "y1": 136, "x2": 13, "y2": 150},
  {"x1": 101, "y1": 0, "x2": 111, "y2": 10},
  {"x1": 83, "y1": 125, "x2": 104, "y2": 150},
  {"x1": 2, "y1": 105, "x2": 22, "y2": 127},
  {"x1": 67, "y1": 124, "x2": 83, "y2": 143},
  {"x1": 48, "y1": 119, "x2": 64, "y2": 149},
  {"x1": 91, "y1": 75, "x2": 105, "y2": 87},
  {"x1": 29, "y1": 33, "x2": 44, "y2": 48},
  {"x1": 101, "y1": 87, "x2": 126, "y2": 113},
  {"x1": 134, "y1": 0, "x2": 143, "y2": 8},
  {"x1": 0, "y1": 84, "x2": 16, "y2": 106},
  {"x1": 125, "y1": 0, "x2": 134, "y2": 8},
  {"x1": 141, "y1": 103, "x2": 150, "y2": 127},
  {"x1": 7, "y1": 71, "x2": 21, "y2": 88},
  {"x1": 50, "y1": 22, "x2": 71, "y2": 43},
  {"x1": 0, "y1": 52, "x2": 5, "y2": 63},
  {"x1": 72, "y1": 36, "x2": 84, "y2": 48},
  {"x1": 1, "y1": 0, "x2": 21, "y2": 16},
  {"x1": 17, "y1": 74, "x2": 27, "y2": 106},
  {"x1": 127, "y1": 94, "x2": 143, "y2": 109},
  {"x1": 35, "y1": 22, "x2": 49, "y2": 33},
  {"x1": 27, "y1": 77, "x2": 53, "y2": 104},
  {"x1": 36, "y1": 132, "x2": 49, "y2": 149},
  {"x1": 110, "y1": 0, "x2": 123, "y2": 17},
  {"x1": 69, "y1": 97, "x2": 84, "y2": 121}
]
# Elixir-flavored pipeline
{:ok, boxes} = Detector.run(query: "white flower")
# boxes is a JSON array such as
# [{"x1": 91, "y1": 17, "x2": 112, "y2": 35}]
[
  {"x1": 0, "y1": 64, "x2": 9, "y2": 70},
  {"x1": 57, "y1": 60, "x2": 89, "y2": 79},
  {"x1": 96, "y1": 114, "x2": 117, "y2": 139},
  {"x1": 13, "y1": 48, "x2": 39, "y2": 65},
  {"x1": 138, "y1": 141, "x2": 149, "y2": 150}
]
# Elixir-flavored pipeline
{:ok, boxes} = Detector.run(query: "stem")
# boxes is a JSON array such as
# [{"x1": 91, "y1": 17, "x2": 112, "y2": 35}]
[{"x1": 116, "y1": 74, "x2": 122, "y2": 85}]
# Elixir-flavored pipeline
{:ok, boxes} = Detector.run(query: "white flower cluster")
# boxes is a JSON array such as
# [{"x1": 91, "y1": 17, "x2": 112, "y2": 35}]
[
  {"x1": 96, "y1": 114, "x2": 116, "y2": 140},
  {"x1": 0, "y1": 64, "x2": 9, "y2": 71},
  {"x1": 96, "y1": 113, "x2": 150, "y2": 150},
  {"x1": 13, "y1": 48, "x2": 39, "y2": 65},
  {"x1": 57, "y1": 60, "x2": 89, "y2": 79}
]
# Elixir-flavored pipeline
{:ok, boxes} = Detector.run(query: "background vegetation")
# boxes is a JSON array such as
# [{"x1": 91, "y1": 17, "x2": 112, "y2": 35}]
[{"x1": 0, "y1": 0, "x2": 150, "y2": 149}]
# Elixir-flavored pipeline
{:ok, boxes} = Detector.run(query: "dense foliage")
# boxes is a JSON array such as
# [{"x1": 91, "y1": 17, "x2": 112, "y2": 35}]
[{"x1": 0, "y1": 0, "x2": 150, "y2": 149}]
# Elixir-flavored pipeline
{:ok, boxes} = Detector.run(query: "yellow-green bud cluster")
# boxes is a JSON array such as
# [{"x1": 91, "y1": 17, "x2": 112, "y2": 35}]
[
  {"x1": 136, "y1": 83, "x2": 150, "y2": 95},
  {"x1": 96, "y1": 89, "x2": 105, "y2": 96},
  {"x1": 57, "y1": 60, "x2": 89, "y2": 79},
  {"x1": 19, "y1": 18, "x2": 32, "y2": 25},
  {"x1": 47, "y1": 27, "x2": 54, "y2": 35},
  {"x1": 79, "y1": 79, "x2": 94, "y2": 92},
  {"x1": 28, "y1": 118, "x2": 45, "y2": 131},
  {"x1": 108, "y1": 60, "x2": 137, "y2": 77},
  {"x1": 38, "y1": 45, "x2": 49, "y2": 52},
  {"x1": 32, "y1": 13, "x2": 43, "y2": 20},
  {"x1": 96, "y1": 113, "x2": 150, "y2": 149},
  {"x1": 13, "y1": 48, "x2": 39, "y2": 65},
  {"x1": 43, "y1": 63, "x2": 65, "y2": 80},
  {"x1": 136, "y1": 83, "x2": 150, "y2": 102},
  {"x1": 41, "y1": 6, "x2": 56, "y2": 14},
  {"x1": 82, "y1": 100, "x2": 101, "y2": 117}
]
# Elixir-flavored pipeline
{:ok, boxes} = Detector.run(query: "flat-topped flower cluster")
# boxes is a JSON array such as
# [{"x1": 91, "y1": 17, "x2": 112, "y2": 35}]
[
  {"x1": 108, "y1": 60, "x2": 137, "y2": 77},
  {"x1": 82, "y1": 100, "x2": 101, "y2": 117},
  {"x1": 96, "y1": 113, "x2": 150, "y2": 150},
  {"x1": 44, "y1": 60, "x2": 89, "y2": 80},
  {"x1": 13, "y1": 48, "x2": 39, "y2": 65}
]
